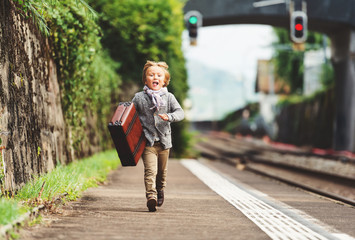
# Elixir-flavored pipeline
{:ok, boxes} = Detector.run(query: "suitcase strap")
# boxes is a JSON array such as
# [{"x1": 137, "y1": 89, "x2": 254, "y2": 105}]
[
  {"x1": 124, "y1": 111, "x2": 138, "y2": 137},
  {"x1": 133, "y1": 133, "x2": 145, "y2": 158}
]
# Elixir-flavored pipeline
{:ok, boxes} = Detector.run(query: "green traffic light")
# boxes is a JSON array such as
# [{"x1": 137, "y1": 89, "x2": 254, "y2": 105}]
[{"x1": 189, "y1": 16, "x2": 198, "y2": 24}]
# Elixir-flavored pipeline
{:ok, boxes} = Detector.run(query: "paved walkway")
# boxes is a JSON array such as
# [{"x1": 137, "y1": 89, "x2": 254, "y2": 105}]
[
  {"x1": 19, "y1": 159, "x2": 355, "y2": 240},
  {"x1": 20, "y1": 160, "x2": 268, "y2": 240}
]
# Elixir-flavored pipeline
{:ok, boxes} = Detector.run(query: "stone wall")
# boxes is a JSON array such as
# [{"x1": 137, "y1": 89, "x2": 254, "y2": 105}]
[{"x1": 0, "y1": 0, "x2": 69, "y2": 191}]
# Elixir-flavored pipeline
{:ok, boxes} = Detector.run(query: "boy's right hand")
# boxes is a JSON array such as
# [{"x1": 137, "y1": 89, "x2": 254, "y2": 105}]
[{"x1": 158, "y1": 114, "x2": 169, "y2": 121}]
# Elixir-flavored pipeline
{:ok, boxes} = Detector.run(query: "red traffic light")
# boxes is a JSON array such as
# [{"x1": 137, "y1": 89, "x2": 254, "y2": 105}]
[
  {"x1": 290, "y1": 11, "x2": 307, "y2": 43},
  {"x1": 295, "y1": 23, "x2": 303, "y2": 31}
]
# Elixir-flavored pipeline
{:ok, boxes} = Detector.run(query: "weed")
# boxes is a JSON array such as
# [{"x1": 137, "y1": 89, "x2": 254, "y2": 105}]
[
  {"x1": 0, "y1": 149, "x2": 119, "y2": 230},
  {"x1": 0, "y1": 198, "x2": 27, "y2": 226},
  {"x1": 27, "y1": 215, "x2": 42, "y2": 227}
]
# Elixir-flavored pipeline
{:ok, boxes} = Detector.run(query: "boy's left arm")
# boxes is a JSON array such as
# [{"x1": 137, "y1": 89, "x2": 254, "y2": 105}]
[{"x1": 159, "y1": 94, "x2": 184, "y2": 122}]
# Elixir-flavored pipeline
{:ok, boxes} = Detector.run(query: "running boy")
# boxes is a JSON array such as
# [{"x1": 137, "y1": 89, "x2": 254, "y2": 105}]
[{"x1": 132, "y1": 60, "x2": 184, "y2": 212}]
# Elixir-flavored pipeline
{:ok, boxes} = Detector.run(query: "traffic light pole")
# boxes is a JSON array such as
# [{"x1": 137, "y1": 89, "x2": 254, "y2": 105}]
[
  {"x1": 254, "y1": 0, "x2": 307, "y2": 44},
  {"x1": 329, "y1": 29, "x2": 355, "y2": 151}
]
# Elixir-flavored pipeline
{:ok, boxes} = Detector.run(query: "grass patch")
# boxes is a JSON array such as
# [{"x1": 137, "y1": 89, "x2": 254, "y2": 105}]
[
  {"x1": 15, "y1": 149, "x2": 120, "y2": 202},
  {"x1": 0, "y1": 198, "x2": 28, "y2": 226},
  {"x1": 0, "y1": 149, "x2": 120, "y2": 228}
]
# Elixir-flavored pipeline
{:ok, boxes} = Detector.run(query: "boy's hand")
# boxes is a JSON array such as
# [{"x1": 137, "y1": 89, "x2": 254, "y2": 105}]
[{"x1": 158, "y1": 114, "x2": 169, "y2": 121}]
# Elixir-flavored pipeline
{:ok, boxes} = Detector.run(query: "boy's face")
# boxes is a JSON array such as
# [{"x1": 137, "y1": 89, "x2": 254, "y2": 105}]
[{"x1": 145, "y1": 66, "x2": 165, "y2": 91}]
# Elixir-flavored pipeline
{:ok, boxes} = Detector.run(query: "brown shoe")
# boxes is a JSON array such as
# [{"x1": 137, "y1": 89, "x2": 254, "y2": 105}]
[
  {"x1": 157, "y1": 190, "x2": 164, "y2": 207},
  {"x1": 147, "y1": 198, "x2": 157, "y2": 212}
]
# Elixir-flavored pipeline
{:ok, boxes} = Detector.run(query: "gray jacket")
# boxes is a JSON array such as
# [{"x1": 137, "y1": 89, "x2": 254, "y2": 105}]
[{"x1": 132, "y1": 91, "x2": 184, "y2": 149}]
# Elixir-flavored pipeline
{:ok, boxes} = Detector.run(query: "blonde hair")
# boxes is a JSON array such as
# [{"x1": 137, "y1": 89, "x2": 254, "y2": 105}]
[{"x1": 142, "y1": 60, "x2": 170, "y2": 87}]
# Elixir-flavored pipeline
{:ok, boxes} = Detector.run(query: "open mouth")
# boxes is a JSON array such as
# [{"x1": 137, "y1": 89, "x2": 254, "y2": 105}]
[{"x1": 153, "y1": 81, "x2": 159, "y2": 87}]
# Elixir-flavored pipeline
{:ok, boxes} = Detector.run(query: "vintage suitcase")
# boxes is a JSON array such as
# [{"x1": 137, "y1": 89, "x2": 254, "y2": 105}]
[{"x1": 108, "y1": 102, "x2": 146, "y2": 166}]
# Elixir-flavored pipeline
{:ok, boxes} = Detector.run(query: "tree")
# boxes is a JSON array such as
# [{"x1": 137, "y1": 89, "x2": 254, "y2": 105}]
[{"x1": 88, "y1": 0, "x2": 190, "y2": 157}]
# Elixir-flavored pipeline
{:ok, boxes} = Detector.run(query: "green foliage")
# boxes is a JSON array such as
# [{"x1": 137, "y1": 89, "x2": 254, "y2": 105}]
[
  {"x1": 12, "y1": 0, "x2": 121, "y2": 155},
  {"x1": 272, "y1": 28, "x2": 304, "y2": 94},
  {"x1": 93, "y1": 0, "x2": 187, "y2": 85},
  {"x1": 272, "y1": 28, "x2": 326, "y2": 94},
  {"x1": 89, "y1": 0, "x2": 189, "y2": 100},
  {"x1": 272, "y1": 28, "x2": 335, "y2": 105},
  {"x1": 15, "y1": 150, "x2": 119, "y2": 201},
  {"x1": 13, "y1": 0, "x2": 96, "y2": 36},
  {"x1": 273, "y1": 28, "x2": 290, "y2": 44},
  {"x1": 13, "y1": 0, "x2": 189, "y2": 157},
  {"x1": 273, "y1": 50, "x2": 304, "y2": 94},
  {"x1": 278, "y1": 61, "x2": 334, "y2": 105},
  {"x1": 320, "y1": 62, "x2": 334, "y2": 88},
  {"x1": 46, "y1": 2, "x2": 103, "y2": 152},
  {"x1": 88, "y1": 0, "x2": 190, "y2": 156},
  {"x1": 0, "y1": 151, "x2": 4, "y2": 194},
  {"x1": 307, "y1": 31, "x2": 324, "y2": 46},
  {"x1": 43, "y1": 1, "x2": 121, "y2": 153},
  {"x1": 13, "y1": 0, "x2": 50, "y2": 35},
  {"x1": 0, "y1": 198, "x2": 27, "y2": 226},
  {"x1": 271, "y1": 30, "x2": 335, "y2": 148},
  {"x1": 0, "y1": 150, "x2": 118, "y2": 228},
  {"x1": 87, "y1": 51, "x2": 121, "y2": 147}
]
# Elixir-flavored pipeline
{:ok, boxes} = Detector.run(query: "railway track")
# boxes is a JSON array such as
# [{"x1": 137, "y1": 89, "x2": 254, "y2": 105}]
[{"x1": 194, "y1": 132, "x2": 355, "y2": 206}]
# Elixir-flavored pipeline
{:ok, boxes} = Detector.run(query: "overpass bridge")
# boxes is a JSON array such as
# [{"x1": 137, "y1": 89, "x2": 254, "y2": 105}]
[{"x1": 184, "y1": 0, "x2": 355, "y2": 152}]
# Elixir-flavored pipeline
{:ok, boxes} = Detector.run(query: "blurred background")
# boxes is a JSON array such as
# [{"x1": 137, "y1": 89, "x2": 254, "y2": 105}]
[
  {"x1": 182, "y1": 0, "x2": 355, "y2": 155},
  {"x1": 183, "y1": 22, "x2": 335, "y2": 149},
  {"x1": 1, "y1": 0, "x2": 355, "y2": 192}
]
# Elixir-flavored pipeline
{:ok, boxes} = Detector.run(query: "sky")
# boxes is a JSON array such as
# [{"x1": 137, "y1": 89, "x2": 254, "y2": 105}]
[{"x1": 182, "y1": 24, "x2": 276, "y2": 121}]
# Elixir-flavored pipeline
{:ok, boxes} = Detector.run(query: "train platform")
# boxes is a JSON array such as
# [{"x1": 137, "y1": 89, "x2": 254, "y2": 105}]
[{"x1": 20, "y1": 159, "x2": 355, "y2": 240}]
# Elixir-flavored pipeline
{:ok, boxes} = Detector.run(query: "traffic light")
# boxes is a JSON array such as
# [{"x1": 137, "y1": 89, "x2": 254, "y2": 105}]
[
  {"x1": 290, "y1": 11, "x2": 307, "y2": 44},
  {"x1": 188, "y1": 15, "x2": 198, "y2": 38},
  {"x1": 185, "y1": 11, "x2": 202, "y2": 46}
]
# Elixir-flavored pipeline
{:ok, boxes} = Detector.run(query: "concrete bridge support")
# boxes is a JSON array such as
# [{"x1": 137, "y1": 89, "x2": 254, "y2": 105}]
[{"x1": 330, "y1": 30, "x2": 355, "y2": 152}]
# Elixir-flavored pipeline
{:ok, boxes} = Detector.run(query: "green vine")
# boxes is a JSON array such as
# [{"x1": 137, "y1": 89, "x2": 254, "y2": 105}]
[
  {"x1": 47, "y1": 1, "x2": 121, "y2": 153},
  {"x1": 11, "y1": 0, "x2": 189, "y2": 158},
  {"x1": 12, "y1": 0, "x2": 121, "y2": 155},
  {"x1": 88, "y1": 0, "x2": 190, "y2": 157},
  {"x1": 13, "y1": 0, "x2": 96, "y2": 36}
]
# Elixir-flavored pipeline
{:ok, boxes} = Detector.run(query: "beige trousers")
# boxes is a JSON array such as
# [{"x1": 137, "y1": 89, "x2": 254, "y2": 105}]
[{"x1": 142, "y1": 142, "x2": 170, "y2": 199}]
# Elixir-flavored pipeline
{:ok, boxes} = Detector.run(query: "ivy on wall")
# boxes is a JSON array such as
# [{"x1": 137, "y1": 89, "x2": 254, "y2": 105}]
[
  {"x1": 46, "y1": 1, "x2": 121, "y2": 153},
  {"x1": 12, "y1": 0, "x2": 121, "y2": 156},
  {"x1": 11, "y1": 0, "x2": 191, "y2": 157}
]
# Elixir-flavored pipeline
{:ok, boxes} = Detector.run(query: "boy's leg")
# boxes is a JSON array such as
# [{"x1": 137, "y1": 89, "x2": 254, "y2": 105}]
[
  {"x1": 156, "y1": 144, "x2": 170, "y2": 207},
  {"x1": 156, "y1": 146, "x2": 170, "y2": 192},
  {"x1": 142, "y1": 146, "x2": 158, "y2": 200}
]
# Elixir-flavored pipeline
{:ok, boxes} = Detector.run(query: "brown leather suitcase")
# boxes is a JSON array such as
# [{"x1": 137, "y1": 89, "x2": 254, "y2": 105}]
[{"x1": 108, "y1": 102, "x2": 146, "y2": 166}]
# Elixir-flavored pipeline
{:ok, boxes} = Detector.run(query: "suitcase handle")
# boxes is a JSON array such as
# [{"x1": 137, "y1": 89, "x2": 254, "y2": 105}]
[
  {"x1": 119, "y1": 102, "x2": 132, "y2": 107},
  {"x1": 109, "y1": 102, "x2": 133, "y2": 126}
]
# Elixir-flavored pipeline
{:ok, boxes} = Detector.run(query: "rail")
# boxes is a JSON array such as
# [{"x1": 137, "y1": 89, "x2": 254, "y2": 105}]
[{"x1": 194, "y1": 132, "x2": 355, "y2": 206}]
